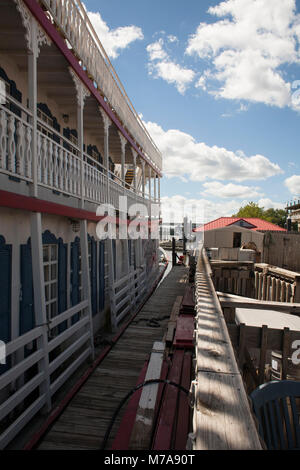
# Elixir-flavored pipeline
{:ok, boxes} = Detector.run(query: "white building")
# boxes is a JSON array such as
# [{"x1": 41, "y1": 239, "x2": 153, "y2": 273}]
[{"x1": 0, "y1": 0, "x2": 162, "y2": 448}]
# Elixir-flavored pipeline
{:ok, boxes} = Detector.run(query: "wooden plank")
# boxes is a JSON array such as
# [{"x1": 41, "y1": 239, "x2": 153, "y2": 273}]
[
  {"x1": 152, "y1": 350, "x2": 184, "y2": 450},
  {"x1": 217, "y1": 292, "x2": 300, "y2": 315},
  {"x1": 165, "y1": 321, "x2": 176, "y2": 346},
  {"x1": 193, "y1": 248, "x2": 262, "y2": 450},
  {"x1": 193, "y1": 371, "x2": 262, "y2": 450},
  {"x1": 238, "y1": 323, "x2": 246, "y2": 368},
  {"x1": 174, "y1": 352, "x2": 191, "y2": 450},
  {"x1": 111, "y1": 360, "x2": 148, "y2": 450},
  {"x1": 258, "y1": 325, "x2": 268, "y2": 384},
  {"x1": 173, "y1": 315, "x2": 194, "y2": 349},
  {"x1": 129, "y1": 342, "x2": 165, "y2": 450},
  {"x1": 170, "y1": 296, "x2": 183, "y2": 321}
]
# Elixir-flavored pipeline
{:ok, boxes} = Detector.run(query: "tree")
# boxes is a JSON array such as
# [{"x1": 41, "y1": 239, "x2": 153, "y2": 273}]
[
  {"x1": 233, "y1": 202, "x2": 288, "y2": 229},
  {"x1": 233, "y1": 202, "x2": 265, "y2": 219},
  {"x1": 263, "y1": 208, "x2": 286, "y2": 228}
]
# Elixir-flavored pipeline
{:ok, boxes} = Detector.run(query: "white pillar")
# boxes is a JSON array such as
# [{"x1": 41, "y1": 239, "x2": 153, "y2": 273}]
[
  {"x1": 69, "y1": 68, "x2": 90, "y2": 209},
  {"x1": 28, "y1": 45, "x2": 38, "y2": 198},
  {"x1": 141, "y1": 159, "x2": 145, "y2": 198},
  {"x1": 118, "y1": 131, "x2": 126, "y2": 188},
  {"x1": 19, "y1": 4, "x2": 51, "y2": 197},
  {"x1": 100, "y1": 109, "x2": 112, "y2": 204},
  {"x1": 132, "y1": 149, "x2": 137, "y2": 193}
]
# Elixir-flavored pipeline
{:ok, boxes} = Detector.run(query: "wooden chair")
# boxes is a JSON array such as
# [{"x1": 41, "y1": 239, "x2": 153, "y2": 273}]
[{"x1": 250, "y1": 380, "x2": 300, "y2": 450}]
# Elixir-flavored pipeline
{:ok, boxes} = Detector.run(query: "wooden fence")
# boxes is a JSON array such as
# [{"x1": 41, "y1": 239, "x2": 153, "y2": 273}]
[
  {"x1": 262, "y1": 231, "x2": 300, "y2": 273},
  {"x1": 218, "y1": 292, "x2": 300, "y2": 390}
]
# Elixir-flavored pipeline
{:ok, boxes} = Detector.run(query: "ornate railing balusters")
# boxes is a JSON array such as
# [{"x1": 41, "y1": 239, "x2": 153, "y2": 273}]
[
  {"x1": 7, "y1": 115, "x2": 16, "y2": 173},
  {"x1": 0, "y1": 109, "x2": 7, "y2": 170}
]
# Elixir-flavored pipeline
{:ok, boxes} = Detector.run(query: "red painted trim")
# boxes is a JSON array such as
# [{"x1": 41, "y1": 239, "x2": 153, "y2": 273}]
[
  {"x1": 152, "y1": 349, "x2": 184, "y2": 450},
  {"x1": 110, "y1": 360, "x2": 148, "y2": 450},
  {"x1": 174, "y1": 353, "x2": 191, "y2": 450},
  {"x1": 21, "y1": 0, "x2": 162, "y2": 177},
  {"x1": 23, "y1": 260, "x2": 168, "y2": 450},
  {"x1": 0, "y1": 189, "x2": 155, "y2": 227},
  {"x1": 0, "y1": 189, "x2": 103, "y2": 221}
]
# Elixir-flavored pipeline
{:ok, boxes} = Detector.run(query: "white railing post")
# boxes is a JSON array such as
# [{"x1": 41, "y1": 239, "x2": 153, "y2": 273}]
[
  {"x1": 80, "y1": 220, "x2": 95, "y2": 360},
  {"x1": 30, "y1": 212, "x2": 51, "y2": 412}
]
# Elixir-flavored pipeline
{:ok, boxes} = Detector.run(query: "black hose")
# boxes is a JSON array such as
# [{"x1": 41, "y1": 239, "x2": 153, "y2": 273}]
[{"x1": 100, "y1": 378, "x2": 190, "y2": 450}]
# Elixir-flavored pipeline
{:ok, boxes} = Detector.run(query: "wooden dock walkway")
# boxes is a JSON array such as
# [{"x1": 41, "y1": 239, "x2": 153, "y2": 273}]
[{"x1": 35, "y1": 266, "x2": 189, "y2": 450}]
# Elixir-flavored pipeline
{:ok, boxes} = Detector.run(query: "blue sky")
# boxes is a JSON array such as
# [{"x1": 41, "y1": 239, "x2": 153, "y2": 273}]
[{"x1": 84, "y1": 0, "x2": 300, "y2": 222}]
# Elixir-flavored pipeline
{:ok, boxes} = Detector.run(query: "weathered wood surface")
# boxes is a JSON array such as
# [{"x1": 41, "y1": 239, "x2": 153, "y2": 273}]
[
  {"x1": 129, "y1": 341, "x2": 165, "y2": 450},
  {"x1": 218, "y1": 292, "x2": 300, "y2": 315},
  {"x1": 192, "y1": 249, "x2": 262, "y2": 450},
  {"x1": 165, "y1": 296, "x2": 182, "y2": 346},
  {"x1": 37, "y1": 266, "x2": 188, "y2": 450}
]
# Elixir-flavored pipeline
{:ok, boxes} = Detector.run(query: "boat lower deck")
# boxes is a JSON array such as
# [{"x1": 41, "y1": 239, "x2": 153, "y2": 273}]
[{"x1": 35, "y1": 266, "x2": 189, "y2": 450}]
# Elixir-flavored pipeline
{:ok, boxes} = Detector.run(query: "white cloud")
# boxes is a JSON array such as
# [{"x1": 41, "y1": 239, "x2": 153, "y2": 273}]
[
  {"x1": 143, "y1": 120, "x2": 283, "y2": 182},
  {"x1": 146, "y1": 39, "x2": 195, "y2": 94},
  {"x1": 257, "y1": 198, "x2": 285, "y2": 210},
  {"x1": 146, "y1": 39, "x2": 168, "y2": 61},
  {"x1": 186, "y1": 0, "x2": 300, "y2": 109},
  {"x1": 167, "y1": 35, "x2": 178, "y2": 43},
  {"x1": 202, "y1": 181, "x2": 263, "y2": 199},
  {"x1": 161, "y1": 195, "x2": 242, "y2": 223},
  {"x1": 86, "y1": 8, "x2": 144, "y2": 59},
  {"x1": 285, "y1": 175, "x2": 300, "y2": 195}
]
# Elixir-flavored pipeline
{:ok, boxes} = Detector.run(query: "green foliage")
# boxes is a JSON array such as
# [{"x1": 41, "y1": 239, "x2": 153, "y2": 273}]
[{"x1": 233, "y1": 202, "x2": 287, "y2": 228}]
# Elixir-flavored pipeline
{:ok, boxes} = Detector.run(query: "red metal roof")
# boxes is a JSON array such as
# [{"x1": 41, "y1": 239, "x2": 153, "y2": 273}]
[{"x1": 194, "y1": 217, "x2": 286, "y2": 232}]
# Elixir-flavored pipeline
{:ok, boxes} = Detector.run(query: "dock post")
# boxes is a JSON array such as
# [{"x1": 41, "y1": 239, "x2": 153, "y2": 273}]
[{"x1": 172, "y1": 237, "x2": 176, "y2": 266}]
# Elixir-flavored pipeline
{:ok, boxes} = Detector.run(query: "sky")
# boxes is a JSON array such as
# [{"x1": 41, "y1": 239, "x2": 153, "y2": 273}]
[{"x1": 84, "y1": 0, "x2": 300, "y2": 223}]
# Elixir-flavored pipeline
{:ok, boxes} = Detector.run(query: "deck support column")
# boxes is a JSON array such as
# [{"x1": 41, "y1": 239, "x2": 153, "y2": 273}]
[
  {"x1": 118, "y1": 132, "x2": 126, "y2": 190},
  {"x1": 132, "y1": 149, "x2": 137, "y2": 194},
  {"x1": 69, "y1": 68, "x2": 91, "y2": 209},
  {"x1": 141, "y1": 159, "x2": 145, "y2": 198},
  {"x1": 100, "y1": 108, "x2": 112, "y2": 205},
  {"x1": 19, "y1": 3, "x2": 51, "y2": 198}
]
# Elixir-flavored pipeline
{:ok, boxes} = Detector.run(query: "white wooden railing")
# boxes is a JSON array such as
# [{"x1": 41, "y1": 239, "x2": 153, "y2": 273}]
[
  {"x1": 0, "y1": 100, "x2": 159, "y2": 212},
  {"x1": 110, "y1": 265, "x2": 147, "y2": 329},
  {"x1": 0, "y1": 300, "x2": 91, "y2": 449},
  {"x1": 39, "y1": 0, "x2": 162, "y2": 172}
]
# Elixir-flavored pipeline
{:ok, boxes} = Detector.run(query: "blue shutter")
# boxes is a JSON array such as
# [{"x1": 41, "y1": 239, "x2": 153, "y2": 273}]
[
  {"x1": 90, "y1": 238, "x2": 97, "y2": 316},
  {"x1": 20, "y1": 241, "x2": 34, "y2": 335},
  {"x1": 0, "y1": 237, "x2": 11, "y2": 375},
  {"x1": 71, "y1": 238, "x2": 80, "y2": 324},
  {"x1": 99, "y1": 241, "x2": 105, "y2": 311}
]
